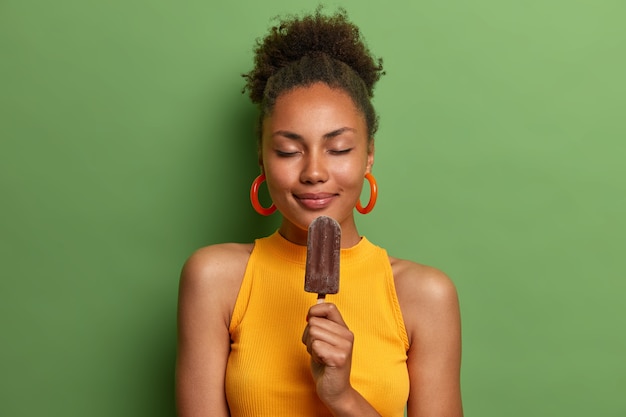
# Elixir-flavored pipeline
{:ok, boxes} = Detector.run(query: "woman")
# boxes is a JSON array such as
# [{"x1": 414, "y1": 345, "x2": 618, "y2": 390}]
[{"x1": 176, "y1": 8, "x2": 463, "y2": 417}]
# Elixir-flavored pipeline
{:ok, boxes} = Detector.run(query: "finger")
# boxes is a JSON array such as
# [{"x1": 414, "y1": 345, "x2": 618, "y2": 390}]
[
  {"x1": 306, "y1": 321, "x2": 354, "y2": 350},
  {"x1": 301, "y1": 323, "x2": 311, "y2": 348},
  {"x1": 309, "y1": 337, "x2": 353, "y2": 368},
  {"x1": 304, "y1": 303, "x2": 352, "y2": 347},
  {"x1": 303, "y1": 322, "x2": 354, "y2": 366},
  {"x1": 306, "y1": 303, "x2": 348, "y2": 327}
]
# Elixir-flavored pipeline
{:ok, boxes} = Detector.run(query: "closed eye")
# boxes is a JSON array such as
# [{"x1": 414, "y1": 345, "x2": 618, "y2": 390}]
[
  {"x1": 328, "y1": 148, "x2": 353, "y2": 155},
  {"x1": 275, "y1": 150, "x2": 300, "y2": 157}
]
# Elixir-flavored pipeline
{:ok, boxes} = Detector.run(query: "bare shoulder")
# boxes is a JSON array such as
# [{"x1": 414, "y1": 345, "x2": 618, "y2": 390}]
[
  {"x1": 389, "y1": 256, "x2": 460, "y2": 345},
  {"x1": 179, "y1": 242, "x2": 254, "y2": 327},
  {"x1": 390, "y1": 256, "x2": 458, "y2": 305},
  {"x1": 176, "y1": 243, "x2": 254, "y2": 416},
  {"x1": 182, "y1": 242, "x2": 254, "y2": 284}
]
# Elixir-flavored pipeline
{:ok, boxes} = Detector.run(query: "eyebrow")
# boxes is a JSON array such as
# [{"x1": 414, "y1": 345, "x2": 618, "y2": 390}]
[{"x1": 272, "y1": 127, "x2": 357, "y2": 140}]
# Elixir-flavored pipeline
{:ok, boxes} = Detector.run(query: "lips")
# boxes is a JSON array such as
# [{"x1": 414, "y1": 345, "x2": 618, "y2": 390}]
[{"x1": 294, "y1": 192, "x2": 337, "y2": 209}]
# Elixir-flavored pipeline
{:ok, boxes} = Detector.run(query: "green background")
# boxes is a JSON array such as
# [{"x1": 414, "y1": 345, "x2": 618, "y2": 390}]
[{"x1": 1, "y1": 0, "x2": 624, "y2": 416}]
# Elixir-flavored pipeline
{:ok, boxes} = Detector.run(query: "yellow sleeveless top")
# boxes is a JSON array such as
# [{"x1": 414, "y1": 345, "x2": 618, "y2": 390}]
[{"x1": 225, "y1": 232, "x2": 409, "y2": 416}]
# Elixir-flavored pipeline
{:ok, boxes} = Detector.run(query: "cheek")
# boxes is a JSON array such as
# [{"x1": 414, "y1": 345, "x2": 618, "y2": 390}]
[
  {"x1": 263, "y1": 163, "x2": 293, "y2": 195},
  {"x1": 334, "y1": 165, "x2": 366, "y2": 192},
  {"x1": 335, "y1": 154, "x2": 369, "y2": 181}
]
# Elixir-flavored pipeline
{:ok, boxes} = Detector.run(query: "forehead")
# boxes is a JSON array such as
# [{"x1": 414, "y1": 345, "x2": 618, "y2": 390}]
[{"x1": 265, "y1": 83, "x2": 366, "y2": 132}]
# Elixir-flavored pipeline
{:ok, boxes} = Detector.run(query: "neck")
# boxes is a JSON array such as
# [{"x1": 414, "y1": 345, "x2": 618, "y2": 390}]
[{"x1": 278, "y1": 215, "x2": 362, "y2": 248}]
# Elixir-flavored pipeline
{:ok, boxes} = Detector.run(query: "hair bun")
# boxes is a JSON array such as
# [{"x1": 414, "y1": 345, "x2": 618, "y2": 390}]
[{"x1": 243, "y1": 7, "x2": 384, "y2": 104}]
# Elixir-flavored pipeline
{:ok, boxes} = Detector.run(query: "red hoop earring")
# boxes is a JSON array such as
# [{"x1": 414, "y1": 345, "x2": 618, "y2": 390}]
[
  {"x1": 356, "y1": 173, "x2": 378, "y2": 214},
  {"x1": 250, "y1": 174, "x2": 276, "y2": 216}
]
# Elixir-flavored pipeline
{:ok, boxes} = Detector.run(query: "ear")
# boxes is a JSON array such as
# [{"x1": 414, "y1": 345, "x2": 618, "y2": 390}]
[
  {"x1": 257, "y1": 145, "x2": 264, "y2": 173},
  {"x1": 366, "y1": 140, "x2": 375, "y2": 173}
]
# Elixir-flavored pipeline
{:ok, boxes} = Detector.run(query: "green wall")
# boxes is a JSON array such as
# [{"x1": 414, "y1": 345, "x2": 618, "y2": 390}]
[{"x1": 1, "y1": 1, "x2": 624, "y2": 415}]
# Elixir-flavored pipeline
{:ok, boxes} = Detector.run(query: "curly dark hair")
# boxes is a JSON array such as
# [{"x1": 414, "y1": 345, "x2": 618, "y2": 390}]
[{"x1": 242, "y1": 7, "x2": 384, "y2": 141}]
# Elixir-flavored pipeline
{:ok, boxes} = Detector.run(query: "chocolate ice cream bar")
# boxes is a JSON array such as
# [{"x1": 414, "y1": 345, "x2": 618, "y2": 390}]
[{"x1": 305, "y1": 216, "x2": 341, "y2": 302}]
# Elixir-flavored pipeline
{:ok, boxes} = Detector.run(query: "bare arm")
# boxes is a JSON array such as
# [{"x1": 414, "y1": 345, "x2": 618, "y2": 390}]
[
  {"x1": 175, "y1": 244, "x2": 251, "y2": 417},
  {"x1": 393, "y1": 259, "x2": 463, "y2": 417}
]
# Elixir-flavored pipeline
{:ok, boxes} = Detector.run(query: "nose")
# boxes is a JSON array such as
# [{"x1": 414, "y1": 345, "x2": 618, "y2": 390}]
[{"x1": 299, "y1": 151, "x2": 328, "y2": 184}]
